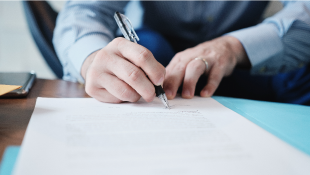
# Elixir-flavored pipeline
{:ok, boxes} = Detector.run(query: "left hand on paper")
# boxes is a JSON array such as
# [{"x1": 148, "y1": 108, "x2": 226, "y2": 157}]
[{"x1": 163, "y1": 36, "x2": 250, "y2": 99}]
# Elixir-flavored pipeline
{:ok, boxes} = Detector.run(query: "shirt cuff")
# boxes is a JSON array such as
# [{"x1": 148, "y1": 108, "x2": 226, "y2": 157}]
[
  {"x1": 67, "y1": 34, "x2": 110, "y2": 83},
  {"x1": 227, "y1": 24, "x2": 284, "y2": 71}
]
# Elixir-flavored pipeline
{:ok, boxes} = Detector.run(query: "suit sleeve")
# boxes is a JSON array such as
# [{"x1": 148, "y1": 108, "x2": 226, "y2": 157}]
[
  {"x1": 227, "y1": 1, "x2": 310, "y2": 75},
  {"x1": 53, "y1": 1, "x2": 128, "y2": 83}
]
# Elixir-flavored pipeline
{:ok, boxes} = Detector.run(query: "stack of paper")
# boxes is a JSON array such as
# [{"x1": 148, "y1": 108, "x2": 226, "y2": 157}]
[{"x1": 13, "y1": 97, "x2": 310, "y2": 175}]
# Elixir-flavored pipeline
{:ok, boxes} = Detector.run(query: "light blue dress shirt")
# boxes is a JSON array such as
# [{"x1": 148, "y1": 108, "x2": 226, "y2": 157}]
[{"x1": 53, "y1": 1, "x2": 310, "y2": 83}]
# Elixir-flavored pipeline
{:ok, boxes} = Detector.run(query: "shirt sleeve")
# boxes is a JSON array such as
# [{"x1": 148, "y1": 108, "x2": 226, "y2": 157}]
[
  {"x1": 52, "y1": 1, "x2": 128, "y2": 83},
  {"x1": 227, "y1": 1, "x2": 310, "y2": 75}
]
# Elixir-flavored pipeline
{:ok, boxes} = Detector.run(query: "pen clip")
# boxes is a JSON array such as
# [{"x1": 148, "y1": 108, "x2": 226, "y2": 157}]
[{"x1": 114, "y1": 12, "x2": 139, "y2": 43}]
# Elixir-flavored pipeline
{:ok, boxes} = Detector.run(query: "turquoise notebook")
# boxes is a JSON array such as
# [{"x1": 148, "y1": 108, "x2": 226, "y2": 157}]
[
  {"x1": 1, "y1": 96, "x2": 310, "y2": 175},
  {"x1": 0, "y1": 146, "x2": 20, "y2": 175},
  {"x1": 213, "y1": 96, "x2": 310, "y2": 156}
]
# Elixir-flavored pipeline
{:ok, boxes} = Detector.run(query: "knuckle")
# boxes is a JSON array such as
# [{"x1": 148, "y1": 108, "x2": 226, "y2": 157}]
[
  {"x1": 119, "y1": 87, "x2": 133, "y2": 100},
  {"x1": 209, "y1": 73, "x2": 220, "y2": 82},
  {"x1": 127, "y1": 67, "x2": 143, "y2": 83},
  {"x1": 207, "y1": 84, "x2": 217, "y2": 93},
  {"x1": 112, "y1": 37, "x2": 124, "y2": 46},
  {"x1": 153, "y1": 68, "x2": 165, "y2": 83},
  {"x1": 208, "y1": 77, "x2": 220, "y2": 89},
  {"x1": 210, "y1": 78, "x2": 219, "y2": 86},
  {"x1": 174, "y1": 52, "x2": 183, "y2": 61},
  {"x1": 206, "y1": 77, "x2": 218, "y2": 88},
  {"x1": 174, "y1": 52, "x2": 181, "y2": 58},
  {"x1": 114, "y1": 37, "x2": 128, "y2": 51},
  {"x1": 137, "y1": 48, "x2": 152, "y2": 65},
  {"x1": 189, "y1": 61, "x2": 203, "y2": 71},
  {"x1": 88, "y1": 69, "x2": 106, "y2": 84},
  {"x1": 85, "y1": 85, "x2": 96, "y2": 97},
  {"x1": 216, "y1": 62, "x2": 227, "y2": 71},
  {"x1": 97, "y1": 48, "x2": 108, "y2": 58},
  {"x1": 99, "y1": 51, "x2": 111, "y2": 62},
  {"x1": 97, "y1": 72, "x2": 107, "y2": 82},
  {"x1": 86, "y1": 68, "x2": 96, "y2": 78},
  {"x1": 218, "y1": 58, "x2": 226, "y2": 66},
  {"x1": 175, "y1": 63, "x2": 187, "y2": 73},
  {"x1": 154, "y1": 72, "x2": 164, "y2": 82},
  {"x1": 85, "y1": 70, "x2": 99, "y2": 85},
  {"x1": 183, "y1": 48, "x2": 191, "y2": 53},
  {"x1": 208, "y1": 50, "x2": 217, "y2": 57},
  {"x1": 95, "y1": 50, "x2": 114, "y2": 69}
]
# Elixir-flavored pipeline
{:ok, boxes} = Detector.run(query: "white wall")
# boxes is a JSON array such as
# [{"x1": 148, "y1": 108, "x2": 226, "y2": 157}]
[{"x1": 0, "y1": 1, "x2": 64, "y2": 79}]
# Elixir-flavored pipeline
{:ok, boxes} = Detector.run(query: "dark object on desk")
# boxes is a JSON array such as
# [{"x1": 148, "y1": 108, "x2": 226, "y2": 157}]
[
  {"x1": 22, "y1": 1, "x2": 63, "y2": 79},
  {"x1": 0, "y1": 72, "x2": 36, "y2": 98}
]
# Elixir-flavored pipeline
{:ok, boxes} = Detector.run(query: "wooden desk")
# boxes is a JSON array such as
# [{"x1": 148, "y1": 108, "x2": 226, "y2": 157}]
[{"x1": 0, "y1": 79, "x2": 89, "y2": 162}]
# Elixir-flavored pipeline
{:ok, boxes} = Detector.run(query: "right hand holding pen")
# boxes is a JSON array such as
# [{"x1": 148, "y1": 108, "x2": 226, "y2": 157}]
[{"x1": 81, "y1": 37, "x2": 166, "y2": 103}]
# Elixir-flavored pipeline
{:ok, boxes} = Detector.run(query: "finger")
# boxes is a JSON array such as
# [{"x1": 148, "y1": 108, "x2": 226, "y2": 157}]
[
  {"x1": 201, "y1": 65, "x2": 225, "y2": 97},
  {"x1": 88, "y1": 88, "x2": 123, "y2": 103},
  {"x1": 105, "y1": 55, "x2": 156, "y2": 102},
  {"x1": 163, "y1": 64, "x2": 186, "y2": 100},
  {"x1": 96, "y1": 72, "x2": 141, "y2": 102},
  {"x1": 182, "y1": 58, "x2": 206, "y2": 99},
  {"x1": 164, "y1": 50, "x2": 198, "y2": 99},
  {"x1": 85, "y1": 70, "x2": 123, "y2": 103},
  {"x1": 108, "y1": 37, "x2": 165, "y2": 86},
  {"x1": 166, "y1": 48, "x2": 198, "y2": 71}
]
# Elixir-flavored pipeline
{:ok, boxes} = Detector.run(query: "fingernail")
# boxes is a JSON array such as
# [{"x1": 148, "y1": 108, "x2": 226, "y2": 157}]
[
  {"x1": 183, "y1": 90, "x2": 190, "y2": 98},
  {"x1": 156, "y1": 76, "x2": 164, "y2": 86}
]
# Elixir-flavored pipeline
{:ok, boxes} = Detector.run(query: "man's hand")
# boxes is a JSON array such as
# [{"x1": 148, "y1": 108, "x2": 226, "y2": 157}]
[
  {"x1": 163, "y1": 36, "x2": 250, "y2": 99},
  {"x1": 81, "y1": 37, "x2": 166, "y2": 103}
]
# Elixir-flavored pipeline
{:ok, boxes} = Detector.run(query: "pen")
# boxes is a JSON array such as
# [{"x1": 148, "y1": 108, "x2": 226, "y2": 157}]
[{"x1": 114, "y1": 11, "x2": 170, "y2": 109}]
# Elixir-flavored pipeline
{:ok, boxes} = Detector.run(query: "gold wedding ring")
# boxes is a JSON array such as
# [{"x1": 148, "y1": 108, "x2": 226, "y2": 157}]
[{"x1": 195, "y1": 57, "x2": 209, "y2": 72}]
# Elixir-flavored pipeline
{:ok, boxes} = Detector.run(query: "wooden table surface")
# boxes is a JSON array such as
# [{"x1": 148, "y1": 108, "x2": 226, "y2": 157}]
[{"x1": 0, "y1": 79, "x2": 89, "y2": 162}]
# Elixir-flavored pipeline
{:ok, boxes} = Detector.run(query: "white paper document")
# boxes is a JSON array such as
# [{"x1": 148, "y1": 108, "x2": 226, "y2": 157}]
[{"x1": 14, "y1": 97, "x2": 310, "y2": 175}]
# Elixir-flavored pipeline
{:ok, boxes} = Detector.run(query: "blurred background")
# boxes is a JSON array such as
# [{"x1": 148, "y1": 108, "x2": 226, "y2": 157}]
[
  {"x1": 0, "y1": 1, "x2": 282, "y2": 80},
  {"x1": 0, "y1": 1, "x2": 64, "y2": 79}
]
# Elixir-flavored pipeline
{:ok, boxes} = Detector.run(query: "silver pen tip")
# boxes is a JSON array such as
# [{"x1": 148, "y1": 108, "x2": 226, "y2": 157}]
[{"x1": 159, "y1": 93, "x2": 170, "y2": 109}]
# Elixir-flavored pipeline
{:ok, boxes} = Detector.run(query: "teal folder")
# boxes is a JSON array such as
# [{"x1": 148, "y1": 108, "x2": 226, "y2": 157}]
[
  {"x1": 1, "y1": 96, "x2": 310, "y2": 175},
  {"x1": 0, "y1": 146, "x2": 20, "y2": 175},
  {"x1": 213, "y1": 96, "x2": 310, "y2": 156}
]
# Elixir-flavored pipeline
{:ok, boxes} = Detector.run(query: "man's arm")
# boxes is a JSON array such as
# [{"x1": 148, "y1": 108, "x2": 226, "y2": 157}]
[
  {"x1": 163, "y1": 1, "x2": 310, "y2": 100},
  {"x1": 53, "y1": 1, "x2": 166, "y2": 103},
  {"x1": 227, "y1": 1, "x2": 310, "y2": 75},
  {"x1": 52, "y1": 1, "x2": 128, "y2": 83}
]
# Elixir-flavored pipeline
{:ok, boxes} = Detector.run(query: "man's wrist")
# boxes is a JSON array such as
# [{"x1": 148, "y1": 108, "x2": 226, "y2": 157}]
[
  {"x1": 223, "y1": 35, "x2": 251, "y2": 69},
  {"x1": 81, "y1": 50, "x2": 99, "y2": 80}
]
